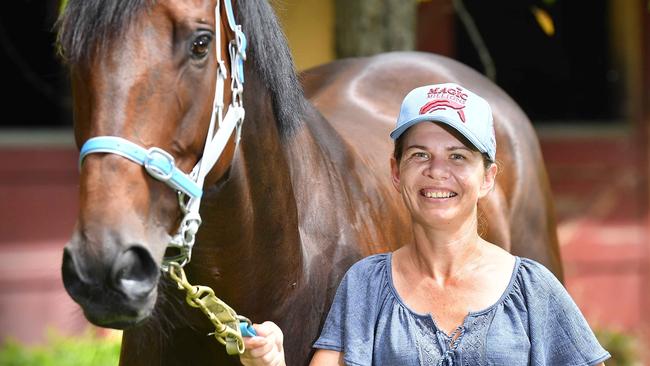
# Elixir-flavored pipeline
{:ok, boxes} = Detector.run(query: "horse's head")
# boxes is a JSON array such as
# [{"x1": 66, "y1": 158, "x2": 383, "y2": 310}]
[{"x1": 58, "y1": 0, "x2": 243, "y2": 328}]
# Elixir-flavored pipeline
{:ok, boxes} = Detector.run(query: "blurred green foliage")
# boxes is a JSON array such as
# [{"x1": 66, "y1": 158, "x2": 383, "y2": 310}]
[
  {"x1": 0, "y1": 329, "x2": 120, "y2": 366},
  {"x1": 595, "y1": 328, "x2": 641, "y2": 366}
]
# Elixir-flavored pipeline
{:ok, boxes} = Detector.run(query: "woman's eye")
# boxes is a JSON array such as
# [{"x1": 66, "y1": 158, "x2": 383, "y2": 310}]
[
  {"x1": 190, "y1": 34, "x2": 212, "y2": 59},
  {"x1": 450, "y1": 153, "x2": 465, "y2": 160},
  {"x1": 412, "y1": 152, "x2": 429, "y2": 159}
]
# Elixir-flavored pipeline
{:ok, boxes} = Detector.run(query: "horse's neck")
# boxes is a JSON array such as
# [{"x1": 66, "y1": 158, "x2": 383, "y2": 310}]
[
  {"x1": 184, "y1": 81, "x2": 304, "y2": 316},
  {"x1": 282, "y1": 103, "x2": 368, "y2": 276}
]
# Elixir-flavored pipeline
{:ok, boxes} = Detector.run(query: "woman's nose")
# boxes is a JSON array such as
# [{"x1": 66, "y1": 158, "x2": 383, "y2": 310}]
[{"x1": 423, "y1": 158, "x2": 450, "y2": 180}]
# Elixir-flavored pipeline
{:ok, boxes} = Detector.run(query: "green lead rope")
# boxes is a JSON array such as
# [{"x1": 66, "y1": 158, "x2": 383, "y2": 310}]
[{"x1": 167, "y1": 262, "x2": 256, "y2": 355}]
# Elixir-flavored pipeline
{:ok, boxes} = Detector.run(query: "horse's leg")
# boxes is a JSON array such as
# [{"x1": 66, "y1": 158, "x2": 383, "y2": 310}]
[{"x1": 479, "y1": 183, "x2": 511, "y2": 251}]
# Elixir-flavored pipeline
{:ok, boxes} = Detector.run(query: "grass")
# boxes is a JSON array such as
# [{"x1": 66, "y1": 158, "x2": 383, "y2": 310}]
[
  {"x1": 595, "y1": 328, "x2": 642, "y2": 366},
  {"x1": 0, "y1": 329, "x2": 121, "y2": 366}
]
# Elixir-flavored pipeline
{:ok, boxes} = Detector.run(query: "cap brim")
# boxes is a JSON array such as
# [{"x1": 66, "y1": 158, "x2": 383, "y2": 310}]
[{"x1": 390, "y1": 116, "x2": 491, "y2": 160}]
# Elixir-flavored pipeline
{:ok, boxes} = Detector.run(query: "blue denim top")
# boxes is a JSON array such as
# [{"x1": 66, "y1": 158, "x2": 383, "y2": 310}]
[{"x1": 313, "y1": 253, "x2": 610, "y2": 366}]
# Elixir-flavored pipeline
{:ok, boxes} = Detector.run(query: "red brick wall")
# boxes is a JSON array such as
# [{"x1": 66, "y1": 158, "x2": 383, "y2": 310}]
[{"x1": 0, "y1": 147, "x2": 90, "y2": 344}]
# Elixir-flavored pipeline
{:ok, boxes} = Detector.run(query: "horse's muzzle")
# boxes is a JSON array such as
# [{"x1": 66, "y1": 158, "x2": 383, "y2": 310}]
[{"x1": 61, "y1": 244, "x2": 160, "y2": 329}]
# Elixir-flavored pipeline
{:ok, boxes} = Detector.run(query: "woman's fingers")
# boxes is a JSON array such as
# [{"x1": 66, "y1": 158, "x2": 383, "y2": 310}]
[
  {"x1": 254, "y1": 321, "x2": 284, "y2": 339},
  {"x1": 239, "y1": 322, "x2": 286, "y2": 366},
  {"x1": 243, "y1": 335, "x2": 267, "y2": 350},
  {"x1": 244, "y1": 336, "x2": 273, "y2": 358}
]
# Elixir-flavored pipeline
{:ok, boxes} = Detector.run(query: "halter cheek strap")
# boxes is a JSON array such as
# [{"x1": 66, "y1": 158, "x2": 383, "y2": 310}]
[{"x1": 78, "y1": 0, "x2": 247, "y2": 270}]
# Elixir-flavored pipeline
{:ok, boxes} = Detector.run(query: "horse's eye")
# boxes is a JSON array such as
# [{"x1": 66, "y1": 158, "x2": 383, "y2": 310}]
[{"x1": 190, "y1": 34, "x2": 212, "y2": 59}]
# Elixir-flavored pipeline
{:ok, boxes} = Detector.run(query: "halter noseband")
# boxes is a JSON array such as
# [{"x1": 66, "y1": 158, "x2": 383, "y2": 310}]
[{"x1": 78, "y1": 0, "x2": 247, "y2": 271}]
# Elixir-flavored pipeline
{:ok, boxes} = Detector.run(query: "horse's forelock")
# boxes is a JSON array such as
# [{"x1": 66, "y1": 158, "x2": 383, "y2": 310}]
[{"x1": 56, "y1": 0, "x2": 154, "y2": 65}]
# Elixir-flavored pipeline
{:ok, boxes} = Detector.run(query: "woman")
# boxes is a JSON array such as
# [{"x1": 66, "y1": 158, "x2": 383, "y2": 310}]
[{"x1": 240, "y1": 83, "x2": 610, "y2": 365}]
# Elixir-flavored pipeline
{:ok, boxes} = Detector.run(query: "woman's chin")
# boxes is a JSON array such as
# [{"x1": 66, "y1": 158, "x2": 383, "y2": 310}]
[
  {"x1": 414, "y1": 206, "x2": 476, "y2": 228},
  {"x1": 414, "y1": 212, "x2": 456, "y2": 227}
]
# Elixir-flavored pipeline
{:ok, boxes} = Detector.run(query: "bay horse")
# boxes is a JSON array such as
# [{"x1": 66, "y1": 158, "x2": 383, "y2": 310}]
[{"x1": 57, "y1": 0, "x2": 562, "y2": 365}]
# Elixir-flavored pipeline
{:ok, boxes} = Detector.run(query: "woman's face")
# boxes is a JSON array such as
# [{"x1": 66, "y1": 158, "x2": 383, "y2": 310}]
[{"x1": 390, "y1": 122, "x2": 497, "y2": 229}]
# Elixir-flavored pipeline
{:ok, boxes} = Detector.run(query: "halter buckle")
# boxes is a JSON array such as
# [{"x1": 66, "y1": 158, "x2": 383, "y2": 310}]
[
  {"x1": 234, "y1": 26, "x2": 246, "y2": 60},
  {"x1": 144, "y1": 147, "x2": 175, "y2": 182}
]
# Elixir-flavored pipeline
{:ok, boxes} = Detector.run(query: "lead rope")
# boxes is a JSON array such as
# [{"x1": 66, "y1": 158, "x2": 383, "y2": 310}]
[
  {"x1": 436, "y1": 326, "x2": 465, "y2": 366},
  {"x1": 168, "y1": 263, "x2": 256, "y2": 355}
]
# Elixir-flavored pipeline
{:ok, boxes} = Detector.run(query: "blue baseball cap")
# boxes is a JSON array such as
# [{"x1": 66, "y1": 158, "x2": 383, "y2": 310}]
[{"x1": 390, "y1": 83, "x2": 496, "y2": 162}]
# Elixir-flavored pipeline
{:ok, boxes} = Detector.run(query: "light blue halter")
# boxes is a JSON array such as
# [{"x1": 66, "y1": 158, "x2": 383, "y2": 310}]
[
  {"x1": 80, "y1": 138, "x2": 203, "y2": 199},
  {"x1": 78, "y1": 0, "x2": 247, "y2": 270}
]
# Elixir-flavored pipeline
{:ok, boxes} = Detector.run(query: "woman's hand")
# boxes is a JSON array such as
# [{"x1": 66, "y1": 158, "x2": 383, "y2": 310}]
[{"x1": 239, "y1": 321, "x2": 286, "y2": 366}]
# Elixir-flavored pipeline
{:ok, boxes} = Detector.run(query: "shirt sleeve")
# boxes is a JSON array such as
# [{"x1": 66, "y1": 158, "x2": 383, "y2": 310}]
[
  {"x1": 313, "y1": 254, "x2": 387, "y2": 365},
  {"x1": 523, "y1": 259, "x2": 611, "y2": 366}
]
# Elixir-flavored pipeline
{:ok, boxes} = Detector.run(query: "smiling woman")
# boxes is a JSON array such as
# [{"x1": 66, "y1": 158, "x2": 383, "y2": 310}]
[{"x1": 241, "y1": 83, "x2": 611, "y2": 366}]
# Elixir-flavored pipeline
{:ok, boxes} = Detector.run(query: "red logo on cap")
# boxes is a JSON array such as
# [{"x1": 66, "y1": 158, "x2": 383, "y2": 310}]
[{"x1": 420, "y1": 87, "x2": 468, "y2": 122}]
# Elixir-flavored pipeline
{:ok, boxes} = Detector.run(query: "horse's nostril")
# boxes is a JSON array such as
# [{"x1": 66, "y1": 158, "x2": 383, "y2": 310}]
[
  {"x1": 62, "y1": 247, "x2": 74, "y2": 278},
  {"x1": 61, "y1": 247, "x2": 86, "y2": 298},
  {"x1": 111, "y1": 246, "x2": 159, "y2": 300}
]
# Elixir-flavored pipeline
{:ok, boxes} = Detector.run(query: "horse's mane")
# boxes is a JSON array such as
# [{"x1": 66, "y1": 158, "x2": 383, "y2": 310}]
[
  {"x1": 56, "y1": 0, "x2": 304, "y2": 136},
  {"x1": 237, "y1": 0, "x2": 305, "y2": 135}
]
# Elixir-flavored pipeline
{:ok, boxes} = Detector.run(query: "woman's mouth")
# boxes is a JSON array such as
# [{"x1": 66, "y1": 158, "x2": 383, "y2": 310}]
[{"x1": 420, "y1": 189, "x2": 457, "y2": 199}]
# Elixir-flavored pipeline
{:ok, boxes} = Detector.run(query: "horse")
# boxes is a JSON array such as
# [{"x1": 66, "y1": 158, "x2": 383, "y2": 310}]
[{"x1": 57, "y1": 0, "x2": 562, "y2": 365}]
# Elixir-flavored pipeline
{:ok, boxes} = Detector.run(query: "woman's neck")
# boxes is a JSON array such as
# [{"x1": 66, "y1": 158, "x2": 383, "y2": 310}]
[{"x1": 406, "y1": 216, "x2": 486, "y2": 283}]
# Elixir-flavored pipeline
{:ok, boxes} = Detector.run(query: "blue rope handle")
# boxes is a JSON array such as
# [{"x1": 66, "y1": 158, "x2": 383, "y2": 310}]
[{"x1": 240, "y1": 322, "x2": 257, "y2": 337}]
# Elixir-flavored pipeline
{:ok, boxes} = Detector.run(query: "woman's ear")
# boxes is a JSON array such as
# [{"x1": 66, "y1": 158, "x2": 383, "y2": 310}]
[
  {"x1": 479, "y1": 162, "x2": 498, "y2": 198},
  {"x1": 390, "y1": 157, "x2": 401, "y2": 193}
]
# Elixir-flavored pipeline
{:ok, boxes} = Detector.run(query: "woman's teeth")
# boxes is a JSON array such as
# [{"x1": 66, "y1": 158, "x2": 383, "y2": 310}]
[{"x1": 423, "y1": 191, "x2": 456, "y2": 198}]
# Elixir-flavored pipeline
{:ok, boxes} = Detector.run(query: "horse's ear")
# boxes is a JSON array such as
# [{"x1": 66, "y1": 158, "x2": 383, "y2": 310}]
[{"x1": 390, "y1": 157, "x2": 401, "y2": 193}]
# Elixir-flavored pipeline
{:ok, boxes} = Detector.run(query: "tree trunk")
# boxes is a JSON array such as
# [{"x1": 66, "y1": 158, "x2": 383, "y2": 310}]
[{"x1": 335, "y1": 0, "x2": 417, "y2": 58}]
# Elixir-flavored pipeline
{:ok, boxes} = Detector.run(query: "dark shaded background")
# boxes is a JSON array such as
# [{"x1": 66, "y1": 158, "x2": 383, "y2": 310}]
[
  {"x1": 455, "y1": 0, "x2": 619, "y2": 121},
  {"x1": 0, "y1": 1, "x2": 71, "y2": 128},
  {"x1": 0, "y1": 0, "x2": 624, "y2": 128}
]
